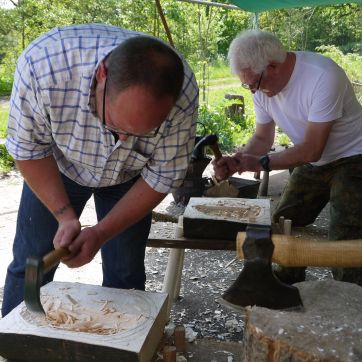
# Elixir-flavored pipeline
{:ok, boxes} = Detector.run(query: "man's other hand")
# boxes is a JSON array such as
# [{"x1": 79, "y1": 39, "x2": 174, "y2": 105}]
[
  {"x1": 212, "y1": 155, "x2": 241, "y2": 180},
  {"x1": 58, "y1": 226, "x2": 104, "y2": 268}
]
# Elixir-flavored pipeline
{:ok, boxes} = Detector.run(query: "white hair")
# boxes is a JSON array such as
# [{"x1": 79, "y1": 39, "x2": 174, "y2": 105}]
[{"x1": 228, "y1": 30, "x2": 287, "y2": 75}]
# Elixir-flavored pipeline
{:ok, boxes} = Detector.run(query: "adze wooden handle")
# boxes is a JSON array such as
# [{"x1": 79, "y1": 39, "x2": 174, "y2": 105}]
[
  {"x1": 43, "y1": 248, "x2": 70, "y2": 273},
  {"x1": 236, "y1": 232, "x2": 362, "y2": 267}
]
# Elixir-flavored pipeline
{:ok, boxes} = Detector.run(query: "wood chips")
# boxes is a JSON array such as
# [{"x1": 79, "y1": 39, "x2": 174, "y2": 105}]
[
  {"x1": 194, "y1": 203, "x2": 261, "y2": 220},
  {"x1": 40, "y1": 294, "x2": 146, "y2": 335}
]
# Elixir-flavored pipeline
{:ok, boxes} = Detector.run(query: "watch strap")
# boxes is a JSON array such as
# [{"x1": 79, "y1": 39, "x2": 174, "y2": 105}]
[{"x1": 259, "y1": 154, "x2": 271, "y2": 172}]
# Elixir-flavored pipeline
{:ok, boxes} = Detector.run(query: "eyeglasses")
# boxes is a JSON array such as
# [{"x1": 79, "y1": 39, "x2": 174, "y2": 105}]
[
  {"x1": 241, "y1": 71, "x2": 263, "y2": 91},
  {"x1": 102, "y1": 78, "x2": 160, "y2": 138}
]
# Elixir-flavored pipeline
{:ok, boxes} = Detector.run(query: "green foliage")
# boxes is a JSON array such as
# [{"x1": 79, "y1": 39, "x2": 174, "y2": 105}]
[
  {"x1": 277, "y1": 132, "x2": 291, "y2": 147},
  {"x1": 0, "y1": 0, "x2": 360, "y2": 169},
  {"x1": 0, "y1": 78, "x2": 12, "y2": 96},
  {"x1": 260, "y1": 4, "x2": 362, "y2": 52},
  {"x1": 197, "y1": 101, "x2": 254, "y2": 153},
  {"x1": 0, "y1": 1, "x2": 360, "y2": 85},
  {"x1": 0, "y1": 144, "x2": 14, "y2": 172},
  {"x1": 0, "y1": 103, "x2": 9, "y2": 137},
  {"x1": 317, "y1": 45, "x2": 362, "y2": 101},
  {"x1": 316, "y1": 45, "x2": 362, "y2": 82}
]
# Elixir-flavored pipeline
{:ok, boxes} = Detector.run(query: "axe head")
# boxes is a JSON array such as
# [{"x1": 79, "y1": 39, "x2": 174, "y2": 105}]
[
  {"x1": 24, "y1": 256, "x2": 46, "y2": 315},
  {"x1": 221, "y1": 225, "x2": 303, "y2": 311}
]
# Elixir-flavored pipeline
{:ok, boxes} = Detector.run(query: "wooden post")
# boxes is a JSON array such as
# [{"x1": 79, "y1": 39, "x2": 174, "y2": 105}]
[
  {"x1": 154, "y1": 0, "x2": 175, "y2": 48},
  {"x1": 163, "y1": 346, "x2": 176, "y2": 362},
  {"x1": 174, "y1": 325, "x2": 186, "y2": 352},
  {"x1": 278, "y1": 216, "x2": 285, "y2": 234},
  {"x1": 284, "y1": 219, "x2": 292, "y2": 236}
]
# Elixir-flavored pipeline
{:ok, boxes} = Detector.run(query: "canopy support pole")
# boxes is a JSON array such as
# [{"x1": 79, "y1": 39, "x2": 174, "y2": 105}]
[{"x1": 155, "y1": 0, "x2": 175, "y2": 48}]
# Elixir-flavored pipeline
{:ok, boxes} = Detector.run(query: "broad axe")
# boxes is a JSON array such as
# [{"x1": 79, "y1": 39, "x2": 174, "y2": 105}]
[{"x1": 222, "y1": 225, "x2": 362, "y2": 311}]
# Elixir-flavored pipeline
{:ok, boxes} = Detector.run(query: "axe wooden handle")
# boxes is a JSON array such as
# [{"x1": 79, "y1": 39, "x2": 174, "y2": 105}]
[
  {"x1": 236, "y1": 232, "x2": 362, "y2": 267},
  {"x1": 209, "y1": 143, "x2": 222, "y2": 160},
  {"x1": 43, "y1": 248, "x2": 70, "y2": 273}
]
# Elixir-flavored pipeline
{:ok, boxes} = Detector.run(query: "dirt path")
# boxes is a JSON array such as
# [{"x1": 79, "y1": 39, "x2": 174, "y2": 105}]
[{"x1": 0, "y1": 96, "x2": 10, "y2": 106}]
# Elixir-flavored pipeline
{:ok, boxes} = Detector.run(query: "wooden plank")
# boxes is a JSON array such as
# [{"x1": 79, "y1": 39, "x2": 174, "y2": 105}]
[
  {"x1": 0, "y1": 282, "x2": 168, "y2": 362},
  {"x1": 183, "y1": 197, "x2": 271, "y2": 240},
  {"x1": 147, "y1": 236, "x2": 235, "y2": 250}
]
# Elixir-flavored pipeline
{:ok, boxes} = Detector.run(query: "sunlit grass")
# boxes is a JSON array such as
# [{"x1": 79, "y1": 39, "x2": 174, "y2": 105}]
[{"x1": 0, "y1": 104, "x2": 9, "y2": 138}]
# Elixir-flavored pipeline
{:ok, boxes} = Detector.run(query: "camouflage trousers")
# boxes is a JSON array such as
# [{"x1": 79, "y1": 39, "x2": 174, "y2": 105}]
[{"x1": 273, "y1": 154, "x2": 362, "y2": 285}]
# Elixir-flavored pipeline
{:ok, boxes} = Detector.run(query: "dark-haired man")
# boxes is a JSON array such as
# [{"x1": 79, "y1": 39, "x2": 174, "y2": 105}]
[{"x1": 2, "y1": 24, "x2": 198, "y2": 316}]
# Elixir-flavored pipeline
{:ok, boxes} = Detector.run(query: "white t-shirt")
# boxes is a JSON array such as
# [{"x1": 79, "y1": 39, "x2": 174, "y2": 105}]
[{"x1": 253, "y1": 51, "x2": 362, "y2": 166}]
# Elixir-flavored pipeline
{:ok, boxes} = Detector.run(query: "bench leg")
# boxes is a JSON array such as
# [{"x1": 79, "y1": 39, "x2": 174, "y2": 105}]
[
  {"x1": 161, "y1": 216, "x2": 185, "y2": 318},
  {"x1": 173, "y1": 250, "x2": 185, "y2": 300},
  {"x1": 258, "y1": 170, "x2": 269, "y2": 197},
  {"x1": 162, "y1": 249, "x2": 185, "y2": 318}
]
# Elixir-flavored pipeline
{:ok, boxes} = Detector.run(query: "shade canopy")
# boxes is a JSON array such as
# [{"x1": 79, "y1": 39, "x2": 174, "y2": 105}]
[{"x1": 229, "y1": 0, "x2": 361, "y2": 12}]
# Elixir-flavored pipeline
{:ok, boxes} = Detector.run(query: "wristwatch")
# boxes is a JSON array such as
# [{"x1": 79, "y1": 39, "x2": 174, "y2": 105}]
[{"x1": 259, "y1": 154, "x2": 271, "y2": 172}]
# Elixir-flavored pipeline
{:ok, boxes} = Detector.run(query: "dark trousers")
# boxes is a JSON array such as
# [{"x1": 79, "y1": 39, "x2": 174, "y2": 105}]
[{"x1": 273, "y1": 154, "x2": 362, "y2": 284}]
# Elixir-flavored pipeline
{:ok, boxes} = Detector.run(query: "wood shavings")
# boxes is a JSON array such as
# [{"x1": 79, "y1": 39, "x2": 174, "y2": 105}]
[
  {"x1": 41, "y1": 295, "x2": 146, "y2": 335},
  {"x1": 194, "y1": 203, "x2": 261, "y2": 220},
  {"x1": 65, "y1": 294, "x2": 78, "y2": 305},
  {"x1": 87, "y1": 291, "x2": 98, "y2": 295}
]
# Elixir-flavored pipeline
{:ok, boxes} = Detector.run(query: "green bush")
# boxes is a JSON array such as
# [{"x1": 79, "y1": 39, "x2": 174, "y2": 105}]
[
  {"x1": 277, "y1": 131, "x2": 291, "y2": 147},
  {"x1": 0, "y1": 106, "x2": 9, "y2": 138},
  {"x1": 197, "y1": 102, "x2": 254, "y2": 153},
  {"x1": 0, "y1": 78, "x2": 12, "y2": 96},
  {"x1": 0, "y1": 144, "x2": 15, "y2": 172}
]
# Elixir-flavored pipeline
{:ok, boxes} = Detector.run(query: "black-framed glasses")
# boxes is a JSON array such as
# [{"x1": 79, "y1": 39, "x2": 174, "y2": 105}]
[
  {"x1": 102, "y1": 78, "x2": 160, "y2": 138},
  {"x1": 241, "y1": 71, "x2": 263, "y2": 91}
]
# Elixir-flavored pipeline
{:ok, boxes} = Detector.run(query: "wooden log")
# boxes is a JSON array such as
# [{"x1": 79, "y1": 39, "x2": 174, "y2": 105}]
[
  {"x1": 0, "y1": 282, "x2": 168, "y2": 362},
  {"x1": 242, "y1": 280, "x2": 362, "y2": 361},
  {"x1": 237, "y1": 233, "x2": 362, "y2": 267},
  {"x1": 183, "y1": 197, "x2": 271, "y2": 240},
  {"x1": 224, "y1": 93, "x2": 245, "y2": 119}
]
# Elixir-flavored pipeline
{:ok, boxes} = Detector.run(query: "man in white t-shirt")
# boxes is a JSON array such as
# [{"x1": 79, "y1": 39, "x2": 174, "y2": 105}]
[{"x1": 213, "y1": 30, "x2": 362, "y2": 291}]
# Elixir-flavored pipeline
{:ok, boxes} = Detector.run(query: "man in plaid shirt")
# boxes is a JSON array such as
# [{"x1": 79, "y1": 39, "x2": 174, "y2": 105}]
[{"x1": 2, "y1": 24, "x2": 199, "y2": 316}]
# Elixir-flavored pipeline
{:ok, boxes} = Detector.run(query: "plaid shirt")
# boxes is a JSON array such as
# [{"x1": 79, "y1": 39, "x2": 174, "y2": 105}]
[{"x1": 6, "y1": 24, "x2": 199, "y2": 193}]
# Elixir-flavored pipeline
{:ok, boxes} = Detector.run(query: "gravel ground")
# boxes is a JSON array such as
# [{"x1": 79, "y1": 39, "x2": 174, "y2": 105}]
[{"x1": 0, "y1": 168, "x2": 333, "y2": 361}]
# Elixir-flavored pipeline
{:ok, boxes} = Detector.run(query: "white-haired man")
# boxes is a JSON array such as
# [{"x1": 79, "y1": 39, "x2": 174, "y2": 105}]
[{"x1": 214, "y1": 30, "x2": 362, "y2": 291}]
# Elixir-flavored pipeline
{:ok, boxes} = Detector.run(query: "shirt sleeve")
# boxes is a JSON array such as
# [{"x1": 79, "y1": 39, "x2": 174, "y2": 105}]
[
  {"x1": 308, "y1": 65, "x2": 346, "y2": 122},
  {"x1": 141, "y1": 71, "x2": 199, "y2": 194},
  {"x1": 6, "y1": 53, "x2": 54, "y2": 160}
]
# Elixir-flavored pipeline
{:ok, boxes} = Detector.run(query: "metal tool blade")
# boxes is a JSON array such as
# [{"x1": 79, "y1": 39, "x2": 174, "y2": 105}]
[{"x1": 24, "y1": 257, "x2": 46, "y2": 315}]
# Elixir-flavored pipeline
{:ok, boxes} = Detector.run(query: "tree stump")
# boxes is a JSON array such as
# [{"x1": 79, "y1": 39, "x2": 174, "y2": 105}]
[
  {"x1": 224, "y1": 93, "x2": 245, "y2": 120},
  {"x1": 242, "y1": 280, "x2": 362, "y2": 361}
]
